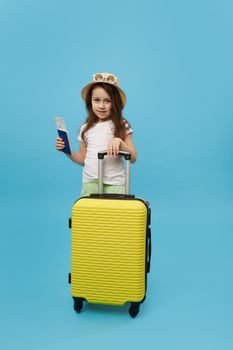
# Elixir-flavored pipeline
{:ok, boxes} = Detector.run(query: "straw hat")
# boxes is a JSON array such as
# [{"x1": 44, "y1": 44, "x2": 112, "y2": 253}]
[{"x1": 81, "y1": 72, "x2": 126, "y2": 107}]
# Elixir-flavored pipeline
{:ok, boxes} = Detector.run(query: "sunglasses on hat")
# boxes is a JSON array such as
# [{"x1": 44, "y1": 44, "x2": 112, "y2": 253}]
[{"x1": 93, "y1": 73, "x2": 118, "y2": 85}]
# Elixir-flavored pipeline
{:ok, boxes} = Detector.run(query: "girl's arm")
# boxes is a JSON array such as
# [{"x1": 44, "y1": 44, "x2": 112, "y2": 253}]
[
  {"x1": 107, "y1": 134, "x2": 137, "y2": 163},
  {"x1": 67, "y1": 141, "x2": 87, "y2": 165},
  {"x1": 120, "y1": 134, "x2": 137, "y2": 163},
  {"x1": 56, "y1": 137, "x2": 87, "y2": 165}
]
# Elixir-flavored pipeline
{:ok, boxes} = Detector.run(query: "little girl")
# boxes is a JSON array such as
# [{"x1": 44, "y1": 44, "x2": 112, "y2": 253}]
[{"x1": 56, "y1": 72, "x2": 137, "y2": 196}]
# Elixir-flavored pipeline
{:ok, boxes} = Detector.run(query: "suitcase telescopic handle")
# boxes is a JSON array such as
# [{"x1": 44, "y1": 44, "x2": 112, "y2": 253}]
[
  {"x1": 98, "y1": 151, "x2": 131, "y2": 160},
  {"x1": 97, "y1": 151, "x2": 131, "y2": 195}
]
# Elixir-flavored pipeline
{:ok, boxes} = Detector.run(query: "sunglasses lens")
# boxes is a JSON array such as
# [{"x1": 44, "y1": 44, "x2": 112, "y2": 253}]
[
  {"x1": 95, "y1": 74, "x2": 103, "y2": 81},
  {"x1": 107, "y1": 75, "x2": 115, "y2": 83}
]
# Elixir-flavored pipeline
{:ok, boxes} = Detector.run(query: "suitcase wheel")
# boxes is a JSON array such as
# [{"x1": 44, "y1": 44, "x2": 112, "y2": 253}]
[
  {"x1": 129, "y1": 302, "x2": 140, "y2": 318},
  {"x1": 73, "y1": 298, "x2": 83, "y2": 313}
]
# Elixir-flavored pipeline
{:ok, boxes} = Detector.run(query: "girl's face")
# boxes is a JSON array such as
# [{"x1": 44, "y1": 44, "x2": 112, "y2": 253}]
[{"x1": 91, "y1": 86, "x2": 112, "y2": 121}]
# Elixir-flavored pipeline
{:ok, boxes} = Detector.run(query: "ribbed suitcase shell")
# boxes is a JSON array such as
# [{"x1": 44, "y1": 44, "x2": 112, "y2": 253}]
[{"x1": 71, "y1": 197, "x2": 148, "y2": 306}]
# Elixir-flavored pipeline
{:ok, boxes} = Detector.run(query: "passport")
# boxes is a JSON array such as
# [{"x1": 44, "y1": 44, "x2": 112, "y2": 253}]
[{"x1": 55, "y1": 117, "x2": 72, "y2": 155}]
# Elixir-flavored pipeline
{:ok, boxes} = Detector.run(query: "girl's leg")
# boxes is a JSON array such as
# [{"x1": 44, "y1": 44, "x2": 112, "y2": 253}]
[
  {"x1": 103, "y1": 184, "x2": 125, "y2": 194},
  {"x1": 80, "y1": 182, "x2": 125, "y2": 197},
  {"x1": 80, "y1": 181, "x2": 98, "y2": 197}
]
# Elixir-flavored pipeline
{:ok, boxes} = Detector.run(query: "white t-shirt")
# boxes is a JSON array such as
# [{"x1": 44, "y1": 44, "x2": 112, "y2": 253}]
[{"x1": 78, "y1": 120, "x2": 133, "y2": 185}]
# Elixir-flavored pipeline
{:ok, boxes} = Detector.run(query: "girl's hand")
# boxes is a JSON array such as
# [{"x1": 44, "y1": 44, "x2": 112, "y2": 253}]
[
  {"x1": 107, "y1": 138, "x2": 122, "y2": 157},
  {"x1": 56, "y1": 137, "x2": 65, "y2": 151}
]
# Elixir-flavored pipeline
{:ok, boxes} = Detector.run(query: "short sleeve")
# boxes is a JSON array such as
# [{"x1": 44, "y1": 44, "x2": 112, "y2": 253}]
[
  {"x1": 77, "y1": 124, "x2": 86, "y2": 142},
  {"x1": 124, "y1": 120, "x2": 133, "y2": 136}
]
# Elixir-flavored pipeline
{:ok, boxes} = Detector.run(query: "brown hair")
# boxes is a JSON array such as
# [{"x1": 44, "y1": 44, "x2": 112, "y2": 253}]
[{"x1": 81, "y1": 82, "x2": 131, "y2": 142}]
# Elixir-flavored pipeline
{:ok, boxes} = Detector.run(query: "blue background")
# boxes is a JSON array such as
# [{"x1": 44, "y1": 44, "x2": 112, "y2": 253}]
[{"x1": 1, "y1": 0, "x2": 232, "y2": 349}]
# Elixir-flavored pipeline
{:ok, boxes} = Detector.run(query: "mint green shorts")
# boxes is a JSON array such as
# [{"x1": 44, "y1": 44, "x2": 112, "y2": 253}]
[{"x1": 81, "y1": 181, "x2": 125, "y2": 197}]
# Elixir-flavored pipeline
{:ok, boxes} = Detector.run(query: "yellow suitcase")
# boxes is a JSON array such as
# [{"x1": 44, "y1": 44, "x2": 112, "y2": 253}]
[{"x1": 69, "y1": 152, "x2": 151, "y2": 318}]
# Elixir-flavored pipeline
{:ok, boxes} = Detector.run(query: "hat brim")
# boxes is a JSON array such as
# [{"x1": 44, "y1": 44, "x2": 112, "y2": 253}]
[{"x1": 81, "y1": 82, "x2": 126, "y2": 107}]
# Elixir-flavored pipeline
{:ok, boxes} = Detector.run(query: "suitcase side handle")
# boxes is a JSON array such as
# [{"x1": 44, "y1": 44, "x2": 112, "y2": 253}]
[
  {"x1": 97, "y1": 151, "x2": 131, "y2": 195},
  {"x1": 147, "y1": 227, "x2": 152, "y2": 273}
]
